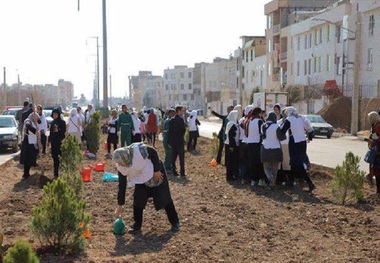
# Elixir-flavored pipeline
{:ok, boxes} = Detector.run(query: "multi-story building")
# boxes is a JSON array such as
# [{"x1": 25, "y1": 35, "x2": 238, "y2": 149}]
[
  {"x1": 129, "y1": 71, "x2": 158, "y2": 109},
  {"x1": 193, "y1": 62, "x2": 209, "y2": 112},
  {"x1": 265, "y1": 0, "x2": 337, "y2": 91},
  {"x1": 163, "y1": 66, "x2": 194, "y2": 108},
  {"x1": 57, "y1": 79, "x2": 74, "y2": 108},
  {"x1": 144, "y1": 76, "x2": 164, "y2": 108},
  {"x1": 236, "y1": 36, "x2": 267, "y2": 106},
  {"x1": 203, "y1": 57, "x2": 237, "y2": 115}
]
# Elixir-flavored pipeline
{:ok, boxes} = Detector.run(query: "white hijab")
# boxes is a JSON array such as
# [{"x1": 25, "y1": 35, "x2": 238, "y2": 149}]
[{"x1": 225, "y1": 110, "x2": 239, "y2": 135}]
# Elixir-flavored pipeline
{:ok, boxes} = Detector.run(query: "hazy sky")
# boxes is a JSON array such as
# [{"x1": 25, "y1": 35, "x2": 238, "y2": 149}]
[{"x1": 0, "y1": 0, "x2": 267, "y2": 100}]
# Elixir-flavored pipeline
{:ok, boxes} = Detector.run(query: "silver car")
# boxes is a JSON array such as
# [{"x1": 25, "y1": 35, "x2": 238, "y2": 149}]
[
  {"x1": 0, "y1": 115, "x2": 21, "y2": 152},
  {"x1": 303, "y1": 114, "x2": 334, "y2": 139}
]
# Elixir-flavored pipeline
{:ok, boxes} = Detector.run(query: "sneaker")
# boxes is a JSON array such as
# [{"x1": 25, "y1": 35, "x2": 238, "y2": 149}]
[
  {"x1": 258, "y1": 180, "x2": 267, "y2": 187},
  {"x1": 172, "y1": 172, "x2": 179, "y2": 177},
  {"x1": 128, "y1": 226, "x2": 142, "y2": 234},
  {"x1": 171, "y1": 222, "x2": 180, "y2": 232}
]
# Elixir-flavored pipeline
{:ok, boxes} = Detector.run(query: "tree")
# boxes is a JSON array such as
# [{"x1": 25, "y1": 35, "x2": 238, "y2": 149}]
[
  {"x1": 84, "y1": 111, "x2": 101, "y2": 155},
  {"x1": 3, "y1": 240, "x2": 39, "y2": 263}
]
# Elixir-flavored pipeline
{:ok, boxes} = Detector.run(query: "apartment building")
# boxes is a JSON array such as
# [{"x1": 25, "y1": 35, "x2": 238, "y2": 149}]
[
  {"x1": 144, "y1": 76, "x2": 164, "y2": 108},
  {"x1": 129, "y1": 71, "x2": 155, "y2": 108},
  {"x1": 163, "y1": 66, "x2": 194, "y2": 108},
  {"x1": 265, "y1": 0, "x2": 337, "y2": 91}
]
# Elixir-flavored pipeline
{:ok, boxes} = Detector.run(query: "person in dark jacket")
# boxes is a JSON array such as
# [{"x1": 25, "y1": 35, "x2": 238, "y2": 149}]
[
  {"x1": 19, "y1": 103, "x2": 35, "y2": 165},
  {"x1": 49, "y1": 108, "x2": 66, "y2": 179},
  {"x1": 106, "y1": 110, "x2": 119, "y2": 156},
  {"x1": 20, "y1": 112, "x2": 40, "y2": 180},
  {"x1": 208, "y1": 105, "x2": 234, "y2": 164},
  {"x1": 17, "y1": 101, "x2": 29, "y2": 134},
  {"x1": 168, "y1": 106, "x2": 186, "y2": 177},
  {"x1": 225, "y1": 110, "x2": 239, "y2": 182},
  {"x1": 114, "y1": 143, "x2": 180, "y2": 233}
]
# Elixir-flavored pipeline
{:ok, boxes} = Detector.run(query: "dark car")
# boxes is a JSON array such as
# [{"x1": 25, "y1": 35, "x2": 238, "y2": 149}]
[
  {"x1": 0, "y1": 115, "x2": 21, "y2": 152},
  {"x1": 303, "y1": 114, "x2": 334, "y2": 139}
]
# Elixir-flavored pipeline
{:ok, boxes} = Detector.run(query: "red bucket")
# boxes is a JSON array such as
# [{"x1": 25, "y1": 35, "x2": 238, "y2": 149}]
[
  {"x1": 94, "y1": 162, "x2": 106, "y2": 172},
  {"x1": 81, "y1": 166, "x2": 93, "y2": 182}
]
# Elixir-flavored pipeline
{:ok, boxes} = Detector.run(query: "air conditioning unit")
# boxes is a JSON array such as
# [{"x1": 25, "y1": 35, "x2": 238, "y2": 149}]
[{"x1": 367, "y1": 63, "x2": 373, "y2": 71}]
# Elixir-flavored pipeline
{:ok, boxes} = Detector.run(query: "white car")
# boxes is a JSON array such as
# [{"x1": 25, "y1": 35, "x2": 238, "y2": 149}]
[{"x1": 0, "y1": 115, "x2": 21, "y2": 153}]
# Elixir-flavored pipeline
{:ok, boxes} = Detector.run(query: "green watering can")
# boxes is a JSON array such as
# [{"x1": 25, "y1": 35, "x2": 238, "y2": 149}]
[{"x1": 113, "y1": 217, "x2": 126, "y2": 235}]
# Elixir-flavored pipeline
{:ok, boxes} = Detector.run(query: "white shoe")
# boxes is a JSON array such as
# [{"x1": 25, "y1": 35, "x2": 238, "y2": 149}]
[{"x1": 258, "y1": 179, "x2": 267, "y2": 187}]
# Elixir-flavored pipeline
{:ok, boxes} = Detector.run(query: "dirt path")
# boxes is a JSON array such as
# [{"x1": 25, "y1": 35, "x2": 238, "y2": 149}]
[{"x1": 0, "y1": 136, "x2": 379, "y2": 262}]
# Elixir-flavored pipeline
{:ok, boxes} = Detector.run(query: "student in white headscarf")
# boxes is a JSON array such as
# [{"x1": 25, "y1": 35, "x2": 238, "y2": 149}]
[
  {"x1": 225, "y1": 110, "x2": 239, "y2": 183},
  {"x1": 239, "y1": 105, "x2": 254, "y2": 184},
  {"x1": 187, "y1": 110, "x2": 200, "y2": 153},
  {"x1": 67, "y1": 108, "x2": 82, "y2": 144},
  {"x1": 279, "y1": 107, "x2": 315, "y2": 192},
  {"x1": 132, "y1": 111, "x2": 142, "y2": 143}
]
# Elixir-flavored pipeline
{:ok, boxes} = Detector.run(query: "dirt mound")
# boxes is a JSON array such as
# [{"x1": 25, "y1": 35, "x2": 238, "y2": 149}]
[{"x1": 318, "y1": 96, "x2": 351, "y2": 132}]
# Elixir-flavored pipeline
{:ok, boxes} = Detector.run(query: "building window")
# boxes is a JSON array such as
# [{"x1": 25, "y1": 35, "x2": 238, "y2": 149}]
[
  {"x1": 251, "y1": 49, "x2": 253, "y2": 61},
  {"x1": 309, "y1": 33, "x2": 312, "y2": 48},
  {"x1": 369, "y1": 15, "x2": 375, "y2": 36},
  {"x1": 188, "y1": 72, "x2": 192, "y2": 78},
  {"x1": 315, "y1": 30, "x2": 318, "y2": 45},
  {"x1": 319, "y1": 57, "x2": 322, "y2": 72},
  {"x1": 165, "y1": 84, "x2": 169, "y2": 90},
  {"x1": 327, "y1": 55, "x2": 331, "y2": 71},
  {"x1": 171, "y1": 73, "x2": 174, "y2": 79},
  {"x1": 180, "y1": 72, "x2": 184, "y2": 78},
  {"x1": 246, "y1": 51, "x2": 248, "y2": 62},
  {"x1": 180, "y1": 83, "x2": 184, "y2": 90},
  {"x1": 368, "y1": 48, "x2": 373, "y2": 65},
  {"x1": 242, "y1": 49, "x2": 245, "y2": 60},
  {"x1": 171, "y1": 84, "x2": 175, "y2": 90},
  {"x1": 183, "y1": 94, "x2": 187, "y2": 101},
  {"x1": 314, "y1": 57, "x2": 317, "y2": 73},
  {"x1": 336, "y1": 56, "x2": 342, "y2": 75},
  {"x1": 191, "y1": 94, "x2": 194, "y2": 101},
  {"x1": 188, "y1": 83, "x2": 192, "y2": 90},
  {"x1": 304, "y1": 35, "x2": 308, "y2": 49},
  {"x1": 308, "y1": 58, "x2": 312, "y2": 75},
  {"x1": 297, "y1": 36, "x2": 300, "y2": 51},
  {"x1": 165, "y1": 74, "x2": 168, "y2": 79},
  {"x1": 260, "y1": 69, "x2": 263, "y2": 87},
  {"x1": 336, "y1": 25, "x2": 342, "y2": 43},
  {"x1": 242, "y1": 66, "x2": 245, "y2": 78},
  {"x1": 304, "y1": 60, "x2": 307, "y2": 76},
  {"x1": 297, "y1": 61, "x2": 300, "y2": 76},
  {"x1": 327, "y1": 25, "x2": 331, "y2": 42},
  {"x1": 268, "y1": 39, "x2": 272, "y2": 53},
  {"x1": 319, "y1": 28, "x2": 323, "y2": 44}
]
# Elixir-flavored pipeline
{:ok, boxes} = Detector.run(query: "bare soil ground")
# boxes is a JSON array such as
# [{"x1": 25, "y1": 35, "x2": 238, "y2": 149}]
[{"x1": 0, "y1": 135, "x2": 379, "y2": 262}]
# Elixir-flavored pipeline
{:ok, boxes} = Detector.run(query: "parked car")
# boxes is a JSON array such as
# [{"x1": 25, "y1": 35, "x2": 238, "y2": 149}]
[
  {"x1": 303, "y1": 114, "x2": 334, "y2": 139},
  {"x1": 2, "y1": 107, "x2": 22, "y2": 118},
  {"x1": 0, "y1": 115, "x2": 21, "y2": 153}
]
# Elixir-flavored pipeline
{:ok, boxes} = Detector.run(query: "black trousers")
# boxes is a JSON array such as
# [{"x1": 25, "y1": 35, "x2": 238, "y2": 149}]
[
  {"x1": 216, "y1": 136, "x2": 224, "y2": 164},
  {"x1": 51, "y1": 144, "x2": 61, "y2": 178},
  {"x1": 247, "y1": 143, "x2": 268, "y2": 184},
  {"x1": 150, "y1": 132, "x2": 157, "y2": 146},
  {"x1": 187, "y1": 131, "x2": 198, "y2": 151},
  {"x1": 171, "y1": 144, "x2": 185, "y2": 175},
  {"x1": 133, "y1": 202, "x2": 179, "y2": 229},
  {"x1": 225, "y1": 145, "x2": 238, "y2": 181},
  {"x1": 107, "y1": 133, "x2": 118, "y2": 154},
  {"x1": 289, "y1": 165, "x2": 314, "y2": 188},
  {"x1": 23, "y1": 164, "x2": 31, "y2": 179},
  {"x1": 40, "y1": 134, "x2": 47, "y2": 154}
]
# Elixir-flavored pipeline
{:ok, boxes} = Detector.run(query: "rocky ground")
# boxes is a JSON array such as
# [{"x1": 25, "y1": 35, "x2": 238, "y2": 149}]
[{"x1": 0, "y1": 135, "x2": 379, "y2": 262}]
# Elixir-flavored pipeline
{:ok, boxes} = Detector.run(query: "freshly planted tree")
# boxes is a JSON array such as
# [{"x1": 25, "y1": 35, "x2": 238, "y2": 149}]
[
  {"x1": 84, "y1": 111, "x2": 101, "y2": 155},
  {"x1": 60, "y1": 134, "x2": 83, "y2": 174},
  {"x1": 332, "y1": 152, "x2": 365, "y2": 205},
  {"x1": 3, "y1": 240, "x2": 39, "y2": 263},
  {"x1": 31, "y1": 179, "x2": 90, "y2": 252}
]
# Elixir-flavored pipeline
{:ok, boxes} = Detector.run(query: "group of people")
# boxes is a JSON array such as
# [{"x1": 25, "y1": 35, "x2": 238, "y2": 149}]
[{"x1": 211, "y1": 104, "x2": 316, "y2": 192}]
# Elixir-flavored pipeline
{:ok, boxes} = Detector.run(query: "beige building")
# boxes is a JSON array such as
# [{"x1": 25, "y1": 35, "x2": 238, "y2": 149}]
[
  {"x1": 163, "y1": 66, "x2": 194, "y2": 108},
  {"x1": 144, "y1": 76, "x2": 164, "y2": 108}
]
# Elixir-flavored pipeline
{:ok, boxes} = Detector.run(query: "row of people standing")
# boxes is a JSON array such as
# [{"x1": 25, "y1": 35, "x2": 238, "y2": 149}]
[{"x1": 217, "y1": 104, "x2": 315, "y2": 192}]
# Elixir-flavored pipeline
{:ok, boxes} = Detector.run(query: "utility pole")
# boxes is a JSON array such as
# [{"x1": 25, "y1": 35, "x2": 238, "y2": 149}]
[
  {"x1": 109, "y1": 74, "x2": 112, "y2": 108},
  {"x1": 351, "y1": 12, "x2": 361, "y2": 135},
  {"x1": 96, "y1": 37, "x2": 100, "y2": 108},
  {"x1": 3, "y1": 67, "x2": 6, "y2": 109},
  {"x1": 102, "y1": 0, "x2": 108, "y2": 108},
  {"x1": 18, "y1": 73, "x2": 21, "y2": 105}
]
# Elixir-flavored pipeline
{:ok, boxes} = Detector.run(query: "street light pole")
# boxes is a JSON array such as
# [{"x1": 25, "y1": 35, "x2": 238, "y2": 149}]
[
  {"x1": 351, "y1": 13, "x2": 361, "y2": 135},
  {"x1": 18, "y1": 73, "x2": 21, "y2": 105},
  {"x1": 3, "y1": 67, "x2": 6, "y2": 109},
  {"x1": 102, "y1": 0, "x2": 108, "y2": 108}
]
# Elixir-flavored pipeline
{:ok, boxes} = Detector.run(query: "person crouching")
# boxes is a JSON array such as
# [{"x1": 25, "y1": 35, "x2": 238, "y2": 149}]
[{"x1": 114, "y1": 143, "x2": 180, "y2": 233}]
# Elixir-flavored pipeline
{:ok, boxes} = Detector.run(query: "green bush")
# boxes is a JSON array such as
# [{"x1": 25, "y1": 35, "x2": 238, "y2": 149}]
[
  {"x1": 60, "y1": 134, "x2": 83, "y2": 174},
  {"x1": 332, "y1": 152, "x2": 365, "y2": 205},
  {"x1": 61, "y1": 172, "x2": 84, "y2": 199},
  {"x1": 84, "y1": 111, "x2": 101, "y2": 155},
  {"x1": 31, "y1": 179, "x2": 90, "y2": 252},
  {"x1": 3, "y1": 240, "x2": 39, "y2": 263}
]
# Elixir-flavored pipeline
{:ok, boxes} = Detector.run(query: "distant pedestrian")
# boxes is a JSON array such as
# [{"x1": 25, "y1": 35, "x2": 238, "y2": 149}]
[
  {"x1": 67, "y1": 108, "x2": 82, "y2": 144},
  {"x1": 187, "y1": 110, "x2": 200, "y2": 153},
  {"x1": 20, "y1": 112, "x2": 40, "y2": 180},
  {"x1": 106, "y1": 110, "x2": 119, "y2": 156},
  {"x1": 36, "y1": 105, "x2": 48, "y2": 155},
  {"x1": 367, "y1": 111, "x2": 380, "y2": 195},
  {"x1": 274, "y1": 104, "x2": 283, "y2": 121},
  {"x1": 225, "y1": 110, "x2": 239, "y2": 182},
  {"x1": 209, "y1": 105, "x2": 234, "y2": 165},
  {"x1": 17, "y1": 100, "x2": 29, "y2": 135},
  {"x1": 239, "y1": 105, "x2": 253, "y2": 184},
  {"x1": 147, "y1": 108, "x2": 158, "y2": 148},
  {"x1": 118, "y1": 105, "x2": 134, "y2": 147},
  {"x1": 49, "y1": 108, "x2": 66, "y2": 179},
  {"x1": 132, "y1": 111, "x2": 142, "y2": 143},
  {"x1": 163, "y1": 109, "x2": 175, "y2": 172},
  {"x1": 168, "y1": 106, "x2": 186, "y2": 177}
]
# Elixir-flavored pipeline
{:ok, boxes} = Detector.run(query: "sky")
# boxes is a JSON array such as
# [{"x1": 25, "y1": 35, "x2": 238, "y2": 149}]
[{"x1": 0, "y1": 0, "x2": 268, "y2": 100}]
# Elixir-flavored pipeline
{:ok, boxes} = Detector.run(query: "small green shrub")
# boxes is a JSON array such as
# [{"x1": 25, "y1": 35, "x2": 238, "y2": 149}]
[
  {"x1": 332, "y1": 152, "x2": 365, "y2": 205},
  {"x1": 60, "y1": 134, "x2": 83, "y2": 174},
  {"x1": 61, "y1": 172, "x2": 84, "y2": 199},
  {"x1": 31, "y1": 179, "x2": 90, "y2": 252},
  {"x1": 84, "y1": 111, "x2": 101, "y2": 154},
  {"x1": 3, "y1": 240, "x2": 39, "y2": 263}
]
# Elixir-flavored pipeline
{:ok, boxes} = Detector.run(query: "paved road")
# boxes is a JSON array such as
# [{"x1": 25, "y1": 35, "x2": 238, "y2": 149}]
[
  {"x1": 199, "y1": 120, "x2": 369, "y2": 172},
  {"x1": 0, "y1": 150, "x2": 20, "y2": 166}
]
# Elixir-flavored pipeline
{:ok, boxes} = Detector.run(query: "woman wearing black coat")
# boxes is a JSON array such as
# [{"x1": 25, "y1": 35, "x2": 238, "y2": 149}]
[{"x1": 48, "y1": 108, "x2": 66, "y2": 179}]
